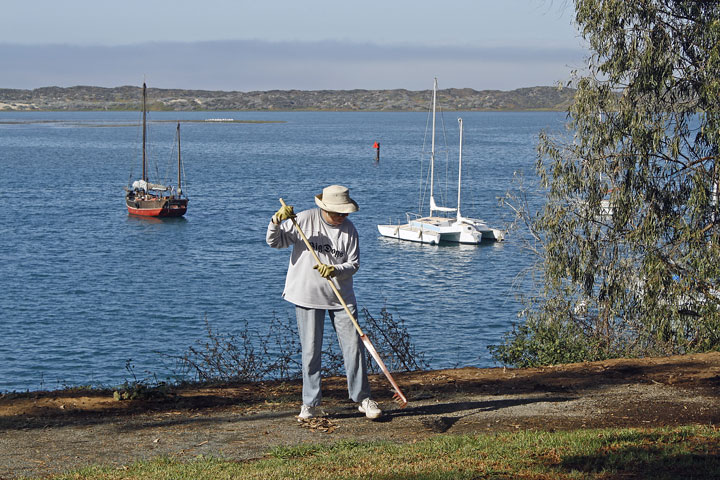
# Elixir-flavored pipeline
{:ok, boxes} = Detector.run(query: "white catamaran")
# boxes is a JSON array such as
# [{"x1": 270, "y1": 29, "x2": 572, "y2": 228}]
[{"x1": 377, "y1": 78, "x2": 504, "y2": 245}]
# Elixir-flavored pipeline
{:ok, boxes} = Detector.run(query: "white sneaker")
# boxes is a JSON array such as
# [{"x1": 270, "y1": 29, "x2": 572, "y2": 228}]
[
  {"x1": 298, "y1": 404, "x2": 317, "y2": 421},
  {"x1": 358, "y1": 398, "x2": 382, "y2": 419}
]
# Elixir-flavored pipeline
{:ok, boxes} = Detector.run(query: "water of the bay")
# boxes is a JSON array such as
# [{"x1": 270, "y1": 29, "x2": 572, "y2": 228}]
[{"x1": 0, "y1": 110, "x2": 566, "y2": 393}]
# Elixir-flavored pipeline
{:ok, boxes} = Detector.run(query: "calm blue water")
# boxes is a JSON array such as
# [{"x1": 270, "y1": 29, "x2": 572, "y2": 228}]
[{"x1": 0, "y1": 110, "x2": 565, "y2": 392}]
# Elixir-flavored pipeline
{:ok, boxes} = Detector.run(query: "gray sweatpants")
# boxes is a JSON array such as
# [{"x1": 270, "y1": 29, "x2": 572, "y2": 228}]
[{"x1": 295, "y1": 305, "x2": 370, "y2": 406}]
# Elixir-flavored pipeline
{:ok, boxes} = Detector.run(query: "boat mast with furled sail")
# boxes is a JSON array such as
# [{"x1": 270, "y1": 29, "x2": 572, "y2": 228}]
[{"x1": 125, "y1": 83, "x2": 188, "y2": 217}]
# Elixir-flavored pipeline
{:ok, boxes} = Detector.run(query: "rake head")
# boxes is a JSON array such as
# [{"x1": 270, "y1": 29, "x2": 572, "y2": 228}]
[{"x1": 393, "y1": 390, "x2": 408, "y2": 408}]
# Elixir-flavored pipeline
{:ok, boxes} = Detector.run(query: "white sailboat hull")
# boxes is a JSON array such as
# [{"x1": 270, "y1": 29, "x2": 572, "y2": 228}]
[
  {"x1": 377, "y1": 224, "x2": 442, "y2": 245},
  {"x1": 458, "y1": 216, "x2": 505, "y2": 242},
  {"x1": 378, "y1": 216, "x2": 483, "y2": 245}
]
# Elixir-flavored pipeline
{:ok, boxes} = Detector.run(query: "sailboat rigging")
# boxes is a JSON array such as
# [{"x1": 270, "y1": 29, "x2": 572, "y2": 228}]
[
  {"x1": 125, "y1": 83, "x2": 188, "y2": 217},
  {"x1": 377, "y1": 78, "x2": 504, "y2": 245}
]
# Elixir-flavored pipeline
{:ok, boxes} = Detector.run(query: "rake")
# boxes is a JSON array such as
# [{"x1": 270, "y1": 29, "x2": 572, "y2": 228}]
[{"x1": 279, "y1": 198, "x2": 408, "y2": 408}]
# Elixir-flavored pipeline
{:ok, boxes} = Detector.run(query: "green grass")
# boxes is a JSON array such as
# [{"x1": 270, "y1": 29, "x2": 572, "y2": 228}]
[{"x1": 44, "y1": 425, "x2": 720, "y2": 479}]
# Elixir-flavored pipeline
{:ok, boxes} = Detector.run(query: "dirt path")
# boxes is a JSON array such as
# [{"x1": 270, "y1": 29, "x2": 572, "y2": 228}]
[{"x1": 2, "y1": 352, "x2": 719, "y2": 479}]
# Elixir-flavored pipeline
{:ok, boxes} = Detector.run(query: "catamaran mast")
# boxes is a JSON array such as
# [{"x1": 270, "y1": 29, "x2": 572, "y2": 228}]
[
  {"x1": 429, "y1": 77, "x2": 437, "y2": 212},
  {"x1": 457, "y1": 117, "x2": 463, "y2": 220},
  {"x1": 142, "y1": 82, "x2": 147, "y2": 182}
]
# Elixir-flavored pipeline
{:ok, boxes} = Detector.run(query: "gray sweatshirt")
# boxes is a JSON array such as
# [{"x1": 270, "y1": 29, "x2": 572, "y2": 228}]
[{"x1": 266, "y1": 208, "x2": 359, "y2": 309}]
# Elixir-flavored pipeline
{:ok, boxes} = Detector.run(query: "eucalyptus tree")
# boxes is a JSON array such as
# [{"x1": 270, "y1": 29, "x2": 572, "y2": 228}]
[{"x1": 493, "y1": 1, "x2": 720, "y2": 366}]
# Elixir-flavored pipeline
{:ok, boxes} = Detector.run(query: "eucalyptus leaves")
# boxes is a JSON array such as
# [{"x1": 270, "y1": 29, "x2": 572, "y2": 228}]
[{"x1": 493, "y1": 1, "x2": 720, "y2": 366}]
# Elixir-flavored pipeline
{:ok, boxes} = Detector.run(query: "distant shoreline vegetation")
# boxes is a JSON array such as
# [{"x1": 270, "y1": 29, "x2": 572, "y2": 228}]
[{"x1": 0, "y1": 85, "x2": 575, "y2": 112}]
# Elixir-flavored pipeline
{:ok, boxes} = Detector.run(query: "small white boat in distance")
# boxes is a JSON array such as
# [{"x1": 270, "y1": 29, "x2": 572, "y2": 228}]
[{"x1": 378, "y1": 80, "x2": 504, "y2": 245}]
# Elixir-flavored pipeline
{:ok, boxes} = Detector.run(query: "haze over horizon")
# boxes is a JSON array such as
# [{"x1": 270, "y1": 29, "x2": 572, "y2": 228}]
[{"x1": 1, "y1": 0, "x2": 586, "y2": 92}]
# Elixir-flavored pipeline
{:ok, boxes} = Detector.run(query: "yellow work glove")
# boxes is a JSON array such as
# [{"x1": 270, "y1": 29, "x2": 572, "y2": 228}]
[
  {"x1": 273, "y1": 204, "x2": 295, "y2": 224},
  {"x1": 313, "y1": 263, "x2": 336, "y2": 278}
]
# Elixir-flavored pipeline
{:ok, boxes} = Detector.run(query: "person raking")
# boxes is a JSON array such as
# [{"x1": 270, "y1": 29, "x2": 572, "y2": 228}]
[{"x1": 266, "y1": 184, "x2": 382, "y2": 420}]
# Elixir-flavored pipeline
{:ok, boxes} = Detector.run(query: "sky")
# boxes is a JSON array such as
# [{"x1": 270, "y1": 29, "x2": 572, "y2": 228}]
[{"x1": 0, "y1": 0, "x2": 587, "y2": 91}]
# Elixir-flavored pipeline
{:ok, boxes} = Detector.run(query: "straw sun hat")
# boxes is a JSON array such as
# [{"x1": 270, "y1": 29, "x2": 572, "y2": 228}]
[{"x1": 315, "y1": 185, "x2": 359, "y2": 214}]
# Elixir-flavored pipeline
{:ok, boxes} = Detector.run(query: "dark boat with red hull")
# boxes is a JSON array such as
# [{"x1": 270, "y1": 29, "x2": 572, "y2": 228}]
[
  {"x1": 125, "y1": 83, "x2": 188, "y2": 217},
  {"x1": 125, "y1": 190, "x2": 188, "y2": 217}
]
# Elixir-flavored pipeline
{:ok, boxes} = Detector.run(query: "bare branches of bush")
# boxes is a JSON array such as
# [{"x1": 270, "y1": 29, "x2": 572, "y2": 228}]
[
  {"x1": 174, "y1": 309, "x2": 425, "y2": 384},
  {"x1": 176, "y1": 316, "x2": 300, "y2": 383},
  {"x1": 361, "y1": 307, "x2": 429, "y2": 373}
]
